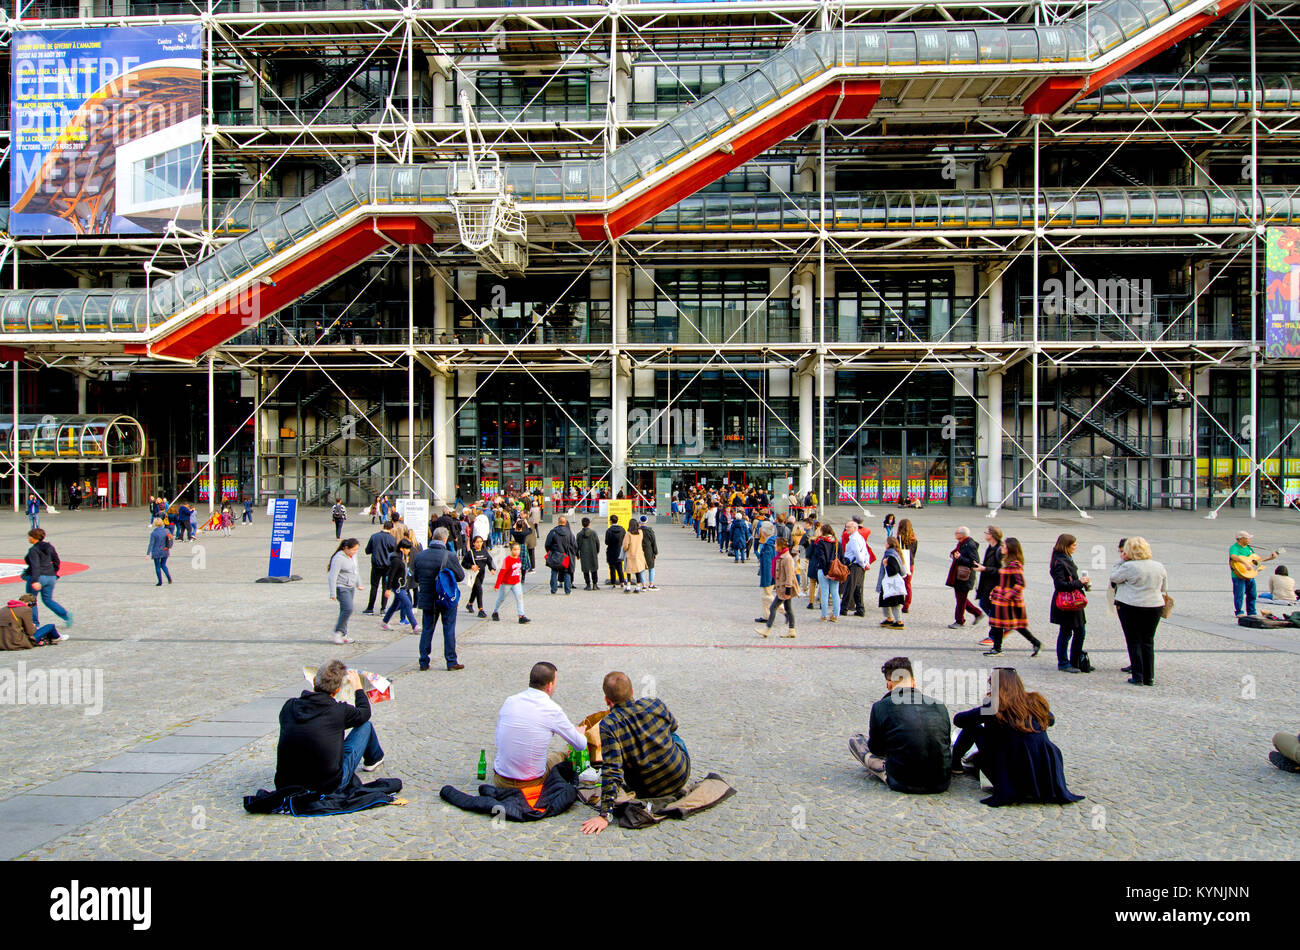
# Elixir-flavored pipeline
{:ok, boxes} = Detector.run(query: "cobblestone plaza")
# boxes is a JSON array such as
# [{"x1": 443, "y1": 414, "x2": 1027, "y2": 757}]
[{"x1": 2, "y1": 505, "x2": 1296, "y2": 861}]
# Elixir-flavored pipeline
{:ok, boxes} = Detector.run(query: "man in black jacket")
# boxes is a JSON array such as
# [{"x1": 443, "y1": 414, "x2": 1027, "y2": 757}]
[
  {"x1": 363, "y1": 524, "x2": 397, "y2": 614},
  {"x1": 604, "y1": 515, "x2": 626, "y2": 588},
  {"x1": 848, "y1": 656, "x2": 951, "y2": 794},
  {"x1": 275, "y1": 659, "x2": 384, "y2": 792},
  {"x1": 544, "y1": 515, "x2": 580, "y2": 595},
  {"x1": 414, "y1": 527, "x2": 466, "y2": 671}
]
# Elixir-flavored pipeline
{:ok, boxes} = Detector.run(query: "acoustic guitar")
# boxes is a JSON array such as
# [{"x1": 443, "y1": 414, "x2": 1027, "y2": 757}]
[{"x1": 1230, "y1": 547, "x2": 1285, "y2": 580}]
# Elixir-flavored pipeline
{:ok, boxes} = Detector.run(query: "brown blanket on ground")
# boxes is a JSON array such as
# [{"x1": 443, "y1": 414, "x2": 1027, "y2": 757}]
[{"x1": 578, "y1": 772, "x2": 737, "y2": 829}]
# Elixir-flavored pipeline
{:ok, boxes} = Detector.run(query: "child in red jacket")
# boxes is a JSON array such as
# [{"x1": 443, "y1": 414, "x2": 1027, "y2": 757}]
[{"x1": 492, "y1": 542, "x2": 530, "y2": 624}]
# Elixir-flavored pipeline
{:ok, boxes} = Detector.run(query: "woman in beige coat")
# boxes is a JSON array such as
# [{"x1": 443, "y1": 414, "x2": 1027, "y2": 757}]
[{"x1": 622, "y1": 520, "x2": 648, "y2": 593}]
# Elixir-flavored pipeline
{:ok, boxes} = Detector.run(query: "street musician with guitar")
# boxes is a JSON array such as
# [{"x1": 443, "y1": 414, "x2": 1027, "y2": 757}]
[{"x1": 1228, "y1": 530, "x2": 1284, "y2": 617}]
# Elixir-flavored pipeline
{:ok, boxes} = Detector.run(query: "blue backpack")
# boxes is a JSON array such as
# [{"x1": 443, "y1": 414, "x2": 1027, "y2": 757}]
[{"x1": 434, "y1": 562, "x2": 461, "y2": 609}]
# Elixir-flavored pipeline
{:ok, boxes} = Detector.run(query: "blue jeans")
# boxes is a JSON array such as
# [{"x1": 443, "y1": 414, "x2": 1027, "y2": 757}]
[
  {"x1": 420, "y1": 604, "x2": 458, "y2": 668},
  {"x1": 153, "y1": 557, "x2": 172, "y2": 583},
  {"x1": 550, "y1": 567, "x2": 573, "y2": 594},
  {"x1": 34, "y1": 623, "x2": 59, "y2": 644},
  {"x1": 646, "y1": 567, "x2": 655, "y2": 586},
  {"x1": 340, "y1": 720, "x2": 385, "y2": 785},
  {"x1": 34, "y1": 575, "x2": 69, "y2": 624},
  {"x1": 1232, "y1": 576, "x2": 1257, "y2": 615},
  {"x1": 818, "y1": 570, "x2": 840, "y2": 619},
  {"x1": 383, "y1": 588, "x2": 416, "y2": 627},
  {"x1": 28, "y1": 513, "x2": 39, "y2": 530},
  {"x1": 334, "y1": 586, "x2": 355, "y2": 634},
  {"x1": 493, "y1": 583, "x2": 524, "y2": 617}
]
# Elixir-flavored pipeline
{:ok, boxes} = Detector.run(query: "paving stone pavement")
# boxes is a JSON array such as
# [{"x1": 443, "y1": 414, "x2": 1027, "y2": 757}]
[{"x1": 4, "y1": 505, "x2": 1299, "y2": 860}]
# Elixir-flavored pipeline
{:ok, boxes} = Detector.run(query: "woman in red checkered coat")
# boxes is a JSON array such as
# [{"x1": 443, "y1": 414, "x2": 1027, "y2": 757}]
[{"x1": 985, "y1": 537, "x2": 1042, "y2": 657}]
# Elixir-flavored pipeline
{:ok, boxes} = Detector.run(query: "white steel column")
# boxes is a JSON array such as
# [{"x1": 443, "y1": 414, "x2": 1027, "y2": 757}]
[
  {"x1": 407, "y1": 247, "x2": 415, "y2": 499},
  {"x1": 207, "y1": 354, "x2": 216, "y2": 514},
  {"x1": 252, "y1": 372, "x2": 260, "y2": 505},
  {"x1": 1248, "y1": 0, "x2": 1259, "y2": 519},
  {"x1": 611, "y1": 246, "x2": 629, "y2": 495},
  {"x1": 1031, "y1": 117, "x2": 1041, "y2": 518},
  {"x1": 433, "y1": 371, "x2": 449, "y2": 506},
  {"x1": 11, "y1": 361, "x2": 18, "y2": 512}
]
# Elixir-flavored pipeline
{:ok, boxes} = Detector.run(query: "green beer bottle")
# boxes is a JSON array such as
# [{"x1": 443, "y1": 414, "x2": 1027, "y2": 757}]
[{"x1": 477, "y1": 749, "x2": 487, "y2": 781}]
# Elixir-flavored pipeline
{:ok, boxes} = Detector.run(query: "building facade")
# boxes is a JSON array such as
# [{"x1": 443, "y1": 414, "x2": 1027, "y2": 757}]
[{"x1": 1, "y1": 0, "x2": 1297, "y2": 515}]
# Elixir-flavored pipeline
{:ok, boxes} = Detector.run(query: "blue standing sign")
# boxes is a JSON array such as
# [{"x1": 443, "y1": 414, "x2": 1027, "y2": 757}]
[{"x1": 268, "y1": 498, "x2": 297, "y2": 578}]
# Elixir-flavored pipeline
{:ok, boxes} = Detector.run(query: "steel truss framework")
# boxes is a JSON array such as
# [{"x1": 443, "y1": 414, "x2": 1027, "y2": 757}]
[{"x1": 1, "y1": 0, "x2": 1298, "y2": 516}]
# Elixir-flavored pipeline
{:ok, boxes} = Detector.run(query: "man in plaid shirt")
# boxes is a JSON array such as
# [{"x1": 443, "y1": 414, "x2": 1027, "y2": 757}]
[{"x1": 581, "y1": 671, "x2": 690, "y2": 835}]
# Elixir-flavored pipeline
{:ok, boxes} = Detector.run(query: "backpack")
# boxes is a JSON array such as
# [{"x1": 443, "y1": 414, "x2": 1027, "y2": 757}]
[
  {"x1": 1077, "y1": 651, "x2": 1092, "y2": 674},
  {"x1": 332, "y1": 503, "x2": 345, "y2": 521},
  {"x1": 435, "y1": 563, "x2": 461, "y2": 609}
]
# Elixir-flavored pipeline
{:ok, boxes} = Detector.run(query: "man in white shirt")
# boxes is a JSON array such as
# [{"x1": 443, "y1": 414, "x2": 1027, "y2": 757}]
[
  {"x1": 841, "y1": 520, "x2": 870, "y2": 617},
  {"x1": 493, "y1": 662, "x2": 589, "y2": 789},
  {"x1": 473, "y1": 508, "x2": 491, "y2": 544}
]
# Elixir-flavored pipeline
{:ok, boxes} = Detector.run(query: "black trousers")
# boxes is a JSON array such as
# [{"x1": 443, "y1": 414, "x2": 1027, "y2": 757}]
[
  {"x1": 583, "y1": 570, "x2": 599, "y2": 587},
  {"x1": 990, "y1": 626, "x2": 1040, "y2": 650},
  {"x1": 467, "y1": 571, "x2": 485, "y2": 610},
  {"x1": 1117, "y1": 603, "x2": 1161, "y2": 684},
  {"x1": 608, "y1": 561, "x2": 626, "y2": 584},
  {"x1": 334, "y1": 518, "x2": 343, "y2": 539},
  {"x1": 840, "y1": 564, "x2": 866, "y2": 616},
  {"x1": 366, "y1": 563, "x2": 389, "y2": 612}
]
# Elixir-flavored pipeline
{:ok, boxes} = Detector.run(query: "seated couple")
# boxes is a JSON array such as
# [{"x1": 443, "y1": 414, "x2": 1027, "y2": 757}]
[
  {"x1": 848, "y1": 656, "x2": 1083, "y2": 807},
  {"x1": 490, "y1": 664, "x2": 690, "y2": 835}
]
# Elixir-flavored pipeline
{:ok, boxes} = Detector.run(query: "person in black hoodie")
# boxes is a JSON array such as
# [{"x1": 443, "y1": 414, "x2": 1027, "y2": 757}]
[
  {"x1": 275, "y1": 659, "x2": 384, "y2": 792},
  {"x1": 604, "y1": 515, "x2": 627, "y2": 588},
  {"x1": 24, "y1": 529, "x2": 72, "y2": 629}
]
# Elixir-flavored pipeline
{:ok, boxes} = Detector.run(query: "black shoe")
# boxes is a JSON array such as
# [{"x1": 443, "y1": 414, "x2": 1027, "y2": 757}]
[
  {"x1": 754, "y1": 617, "x2": 766, "y2": 624},
  {"x1": 361, "y1": 610, "x2": 375, "y2": 616},
  {"x1": 983, "y1": 648, "x2": 1003, "y2": 656},
  {"x1": 418, "y1": 663, "x2": 430, "y2": 671},
  {"x1": 519, "y1": 616, "x2": 531, "y2": 624},
  {"x1": 1030, "y1": 640, "x2": 1042, "y2": 658},
  {"x1": 491, "y1": 612, "x2": 500, "y2": 621},
  {"x1": 806, "y1": 603, "x2": 815, "y2": 610},
  {"x1": 477, "y1": 609, "x2": 487, "y2": 618},
  {"x1": 1126, "y1": 677, "x2": 1143, "y2": 685},
  {"x1": 1121, "y1": 666, "x2": 1132, "y2": 673}
]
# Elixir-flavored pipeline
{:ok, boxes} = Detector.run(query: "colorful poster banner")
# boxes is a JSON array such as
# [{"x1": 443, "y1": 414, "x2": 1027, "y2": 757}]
[
  {"x1": 11, "y1": 24, "x2": 202, "y2": 235},
  {"x1": 858, "y1": 481, "x2": 879, "y2": 503},
  {"x1": 1267, "y1": 227, "x2": 1300, "y2": 358},
  {"x1": 837, "y1": 477, "x2": 856, "y2": 503}
]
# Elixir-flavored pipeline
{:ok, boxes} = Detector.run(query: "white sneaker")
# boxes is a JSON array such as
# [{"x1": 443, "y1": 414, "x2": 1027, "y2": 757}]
[
  {"x1": 332, "y1": 632, "x2": 355, "y2": 645},
  {"x1": 381, "y1": 622, "x2": 393, "y2": 630}
]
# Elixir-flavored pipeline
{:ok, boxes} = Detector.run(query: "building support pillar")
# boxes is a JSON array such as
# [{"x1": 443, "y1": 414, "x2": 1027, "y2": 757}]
[
  {"x1": 432, "y1": 370, "x2": 449, "y2": 508},
  {"x1": 207, "y1": 354, "x2": 216, "y2": 514},
  {"x1": 797, "y1": 363, "x2": 813, "y2": 495}
]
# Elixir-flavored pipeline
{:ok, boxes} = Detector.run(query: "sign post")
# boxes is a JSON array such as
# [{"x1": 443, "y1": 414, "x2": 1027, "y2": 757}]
[
  {"x1": 396, "y1": 497, "x2": 429, "y2": 545},
  {"x1": 258, "y1": 498, "x2": 302, "y2": 583}
]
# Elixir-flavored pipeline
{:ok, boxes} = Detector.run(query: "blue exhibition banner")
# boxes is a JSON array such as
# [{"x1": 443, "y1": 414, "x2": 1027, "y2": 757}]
[
  {"x1": 268, "y1": 499, "x2": 298, "y2": 578},
  {"x1": 10, "y1": 23, "x2": 202, "y2": 236}
]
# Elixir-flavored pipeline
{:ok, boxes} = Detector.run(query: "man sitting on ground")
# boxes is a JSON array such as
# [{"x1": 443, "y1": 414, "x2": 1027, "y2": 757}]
[
  {"x1": 848, "y1": 656, "x2": 951, "y2": 794},
  {"x1": 275, "y1": 659, "x2": 384, "y2": 793},
  {"x1": 493, "y1": 662, "x2": 589, "y2": 804},
  {"x1": 581, "y1": 671, "x2": 690, "y2": 835}
]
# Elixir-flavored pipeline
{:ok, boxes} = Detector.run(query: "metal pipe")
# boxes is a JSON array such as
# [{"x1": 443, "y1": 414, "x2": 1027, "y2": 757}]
[{"x1": 208, "y1": 353, "x2": 216, "y2": 514}]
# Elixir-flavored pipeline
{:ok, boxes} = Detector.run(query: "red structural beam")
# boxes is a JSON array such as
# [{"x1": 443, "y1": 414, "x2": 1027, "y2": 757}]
[
  {"x1": 575, "y1": 79, "x2": 881, "y2": 241},
  {"x1": 126, "y1": 216, "x2": 435, "y2": 362},
  {"x1": 1024, "y1": 0, "x2": 1250, "y2": 115}
]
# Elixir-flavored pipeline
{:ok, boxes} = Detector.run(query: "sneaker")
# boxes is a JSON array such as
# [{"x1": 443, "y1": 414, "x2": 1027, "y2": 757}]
[
  {"x1": 63, "y1": 613, "x2": 74, "y2": 628},
  {"x1": 891, "y1": 621, "x2": 905, "y2": 629},
  {"x1": 648, "y1": 585, "x2": 658, "y2": 590},
  {"x1": 829, "y1": 616, "x2": 839, "y2": 623},
  {"x1": 947, "y1": 621, "x2": 965, "y2": 629},
  {"x1": 361, "y1": 754, "x2": 385, "y2": 772},
  {"x1": 780, "y1": 630, "x2": 797, "y2": 638},
  {"x1": 418, "y1": 663, "x2": 430, "y2": 671},
  {"x1": 51, "y1": 632, "x2": 69, "y2": 644},
  {"x1": 879, "y1": 620, "x2": 894, "y2": 627},
  {"x1": 381, "y1": 622, "x2": 393, "y2": 630},
  {"x1": 973, "y1": 613, "x2": 986, "y2": 625},
  {"x1": 978, "y1": 637, "x2": 994, "y2": 647},
  {"x1": 332, "y1": 633, "x2": 355, "y2": 645},
  {"x1": 519, "y1": 616, "x2": 531, "y2": 624},
  {"x1": 983, "y1": 648, "x2": 1002, "y2": 656},
  {"x1": 361, "y1": 610, "x2": 375, "y2": 616},
  {"x1": 806, "y1": 603, "x2": 815, "y2": 610},
  {"x1": 477, "y1": 609, "x2": 487, "y2": 618},
  {"x1": 492, "y1": 612, "x2": 500, "y2": 621},
  {"x1": 1060, "y1": 665, "x2": 1082, "y2": 674},
  {"x1": 755, "y1": 627, "x2": 770, "y2": 638}
]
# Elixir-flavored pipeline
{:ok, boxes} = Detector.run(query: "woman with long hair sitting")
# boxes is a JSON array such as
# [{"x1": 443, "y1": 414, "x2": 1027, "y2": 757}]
[{"x1": 951, "y1": 668, "x2": 1085, "y2": 807}]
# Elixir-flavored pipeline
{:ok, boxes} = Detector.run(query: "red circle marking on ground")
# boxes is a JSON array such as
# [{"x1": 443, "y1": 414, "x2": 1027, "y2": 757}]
[{"x1": 0, "y1": 558, "x2": 90, "y2": 584}]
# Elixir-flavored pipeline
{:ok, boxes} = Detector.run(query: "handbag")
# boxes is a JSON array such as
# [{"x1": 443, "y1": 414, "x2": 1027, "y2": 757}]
[
  {"x1": 1054, "y1": 589, "x2": 1088, "y2": 611},
  {"x1": 881, "y1": 572, "x2": 906, "y2": 600},
  {"x1": 1161, "y1": 593, "x2": 1174, "y2": 619},
  {"x1": 954, "y1": 564, "x2": 972, "y2": 584},
  {"x1": 826, "y1": 557, "x2": 848, "y2": 583}
]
